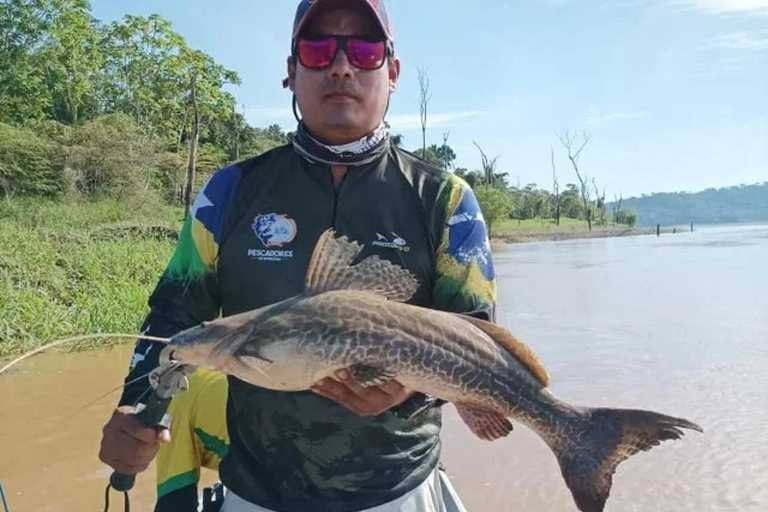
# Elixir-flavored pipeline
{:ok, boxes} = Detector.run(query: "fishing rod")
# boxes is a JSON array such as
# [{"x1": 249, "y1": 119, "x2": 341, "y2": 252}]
[
  {"x1": 104, "y1": 363, "x2": 192, "y2": 512},
  {"x1": 0, "y1": 479, "x2": 10, "y2": 512}
]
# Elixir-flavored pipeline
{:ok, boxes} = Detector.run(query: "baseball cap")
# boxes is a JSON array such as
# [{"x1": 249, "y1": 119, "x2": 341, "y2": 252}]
[{"x1": 292, "y1": 0, "x2": 394, "y2": 42}]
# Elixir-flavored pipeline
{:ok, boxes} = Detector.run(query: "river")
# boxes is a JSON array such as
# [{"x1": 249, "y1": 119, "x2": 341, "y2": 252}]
[{"x1": 1, "y1": 224, "x2": 766, "y2": 512}]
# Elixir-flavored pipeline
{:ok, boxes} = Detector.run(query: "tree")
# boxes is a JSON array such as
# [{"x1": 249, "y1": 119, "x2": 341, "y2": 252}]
[
  {"x1": 474, "y1": 183, "x2": 513, "y2": 238},
  {"x1": 41, "y1": 0, "x2": 102, "y2": 124},
  {"x1": 551, "y1": 145, "x2": 561, "y2": 226},
  {"x1": 612, "y1": 193, "x2": 623, "y2": 225},
  {"x1": 100, "y1": 14, "x2": 240, "y2": 145},
  {"x1": 557, "y1": 129, "x2": 593, "y2": 231},
  {"x1": 615, "y1": 209, "x2": 637, "y2": 227},
  {"x1": 437, "y1": 132, "x2": 455, "y2": 171},
  {"x1": 413, "y1": 146, "x2": 442, "y2": 166},
  {"x1": 473, "y1": 141, "x2": 505, "y2": 187},
  {"x1": 417, "y1": 65, "x2": 431, "y2": 154},
  {"x1": 0, "y1": 0, "x2": 95, "y2": 124},
  {"x1": 183, "y1": 74, "x2": 200, "y2": 214}
]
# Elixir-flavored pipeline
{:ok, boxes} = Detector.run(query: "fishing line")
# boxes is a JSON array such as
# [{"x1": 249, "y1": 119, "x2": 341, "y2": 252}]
[{"x1": 0, "y1": 333, "x2": 171, "y2": 375}]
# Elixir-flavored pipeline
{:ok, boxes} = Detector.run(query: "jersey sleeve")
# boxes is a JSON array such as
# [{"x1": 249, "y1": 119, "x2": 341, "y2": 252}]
[
  {"x1": 155, "y1": 369, "x2": 229, "y2": 510},
  {"x1": 432, "y1": 175, "x2": 497, "y2": 322},
  {"x1": 119, "y1": 165, "x2": 242, "y2": 407}
]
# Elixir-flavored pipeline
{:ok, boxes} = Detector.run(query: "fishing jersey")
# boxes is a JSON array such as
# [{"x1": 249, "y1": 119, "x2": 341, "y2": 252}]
[
  {"x1": 121, "y1": 143, "x2": 497, "y2": 512},
  {"x1": 154, "y1": 368, "x2": 229, "y2": 512}
]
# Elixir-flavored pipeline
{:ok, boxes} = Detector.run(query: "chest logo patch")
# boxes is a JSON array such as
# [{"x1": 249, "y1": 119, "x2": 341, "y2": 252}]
[
  {"x1": 248, "y1": 213, "x2": 297, "y2": 262},
  {"x1": 252, "y1": 213, "x2": 297, "y2": 247},
  {"x1": 372, "y1": 232, "x2": 410, "y2": 252}
]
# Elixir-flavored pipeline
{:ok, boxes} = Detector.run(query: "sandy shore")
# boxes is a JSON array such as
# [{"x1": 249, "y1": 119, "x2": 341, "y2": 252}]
[{"x1": 492, "y1": 225, "x2": 684, "y2": 244}]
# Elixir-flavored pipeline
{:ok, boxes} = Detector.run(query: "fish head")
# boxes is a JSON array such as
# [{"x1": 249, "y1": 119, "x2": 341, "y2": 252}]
[{"x1": 161, "y1": 307, "x2": 265, "y2": 370}]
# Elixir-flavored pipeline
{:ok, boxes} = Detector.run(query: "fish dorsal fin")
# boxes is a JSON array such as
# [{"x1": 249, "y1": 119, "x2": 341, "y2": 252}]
[
  {"x1": 458, "y1": 314, "x2": 551, "y2": 387},
  {"x1": 304, "y1": 229, "x2": 419, "y2": 302}
]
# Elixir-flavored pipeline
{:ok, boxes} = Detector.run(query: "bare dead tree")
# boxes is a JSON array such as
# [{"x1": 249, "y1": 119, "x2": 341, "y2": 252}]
[
  {"x1": 417, "y1": 66, "x2": 431, "y2": 155},
  {"x1": 557, "y1": 129, "x2": 593, "y2": 231},
  {"x1": 612, "y1": 193, "x2": 623, "y2": 225},
  {"x1": 551, "y1": 145, "x2": 561, "y2": 226},
  {"x1": 184, "y1": 74, "x2": 201, "y2": 215},
  {"x1": 473, "y1": 141, "x2": 501, "y2": 186},
  {"x1": 442, "y1": 131, "x2": 451, "y2": 171},
  {"x1": 591, "y1": 178, "x2": 606, "y2": 226}
]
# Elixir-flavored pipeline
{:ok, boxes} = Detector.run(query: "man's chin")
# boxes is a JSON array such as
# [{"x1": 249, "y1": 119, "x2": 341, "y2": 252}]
[{"x1": 315, "y1": 116, "x2": 371, "y2": 141}]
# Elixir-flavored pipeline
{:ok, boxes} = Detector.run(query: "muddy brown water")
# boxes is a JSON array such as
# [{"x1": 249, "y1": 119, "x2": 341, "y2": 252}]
[{"x1": 1, "y1": 224, "x2": 766, "y2": 511}]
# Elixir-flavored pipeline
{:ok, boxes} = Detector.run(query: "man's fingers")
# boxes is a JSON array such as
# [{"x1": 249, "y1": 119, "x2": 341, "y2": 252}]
[
  {"x1": 377, "y1": 379, "x2": 407, "y2": 396},
  {"x1": 120, "y1": 419, "x2": 162, "y2": 446},
  {"x1": 311, "y1": 380, "x2": 367, "y2": 416},
  {"x1": 334, "y1": 369, "x2": 404, "y2": 398}
]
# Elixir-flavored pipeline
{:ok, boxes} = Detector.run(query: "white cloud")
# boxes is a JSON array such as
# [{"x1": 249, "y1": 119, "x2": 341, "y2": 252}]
[
  {"x1": 386, "y1": 110, "x2": 489, "y2": 132},
  {"x1": 586, "y1": 111, "x2": 652, "y2": 125},
  {"x1": 243, "y1": 106, "x2": 489, "y2": 132},
  {"x1": 244, "y1": 106, "x2": 294, "y2": 127},
  {"x1": 666, "y1": 0, "x2": 768, "y2": 15},
  {"x1": 701, "y1": 31, "x2": 768, "y2": 50}
]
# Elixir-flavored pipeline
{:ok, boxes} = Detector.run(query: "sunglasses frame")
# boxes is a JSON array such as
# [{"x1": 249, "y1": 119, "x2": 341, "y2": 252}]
[{"x1": 293, "y1": 34, "x2": 393, "y2": 71}]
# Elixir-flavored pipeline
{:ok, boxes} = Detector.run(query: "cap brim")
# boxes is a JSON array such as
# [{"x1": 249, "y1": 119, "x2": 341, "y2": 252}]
[{"x1": 293, "y1": 0, "x2": 391, "y2": 40}]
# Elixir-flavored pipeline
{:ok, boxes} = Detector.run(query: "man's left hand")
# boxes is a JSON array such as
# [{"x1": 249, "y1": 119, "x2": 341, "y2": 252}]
[{"x1": 311, "y1": 369, "x2": 414, "y2": 417}]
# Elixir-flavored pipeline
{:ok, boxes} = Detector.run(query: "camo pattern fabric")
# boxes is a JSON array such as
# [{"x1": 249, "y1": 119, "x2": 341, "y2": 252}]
[{"x1": 120, "y1": 145, "x2": 497, "y2": 512}]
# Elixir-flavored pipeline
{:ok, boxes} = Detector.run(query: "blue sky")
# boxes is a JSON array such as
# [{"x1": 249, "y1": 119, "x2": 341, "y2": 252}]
[{"x1": 89, "y1": 0, "x2": 766, "y2": 198}]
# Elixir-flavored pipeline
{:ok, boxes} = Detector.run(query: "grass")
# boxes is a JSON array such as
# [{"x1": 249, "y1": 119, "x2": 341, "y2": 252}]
[
  {"x1": 496, "y1": 217, "x2": 590, "y2": 233},
  {"x1": 0, "y1": 198, "x2": 183, "y2": 357}
]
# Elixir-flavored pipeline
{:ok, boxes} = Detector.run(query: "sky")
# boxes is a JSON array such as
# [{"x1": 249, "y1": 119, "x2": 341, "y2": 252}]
[{"x1": 89, "y1": 0, "x2": 767, "y2": 198}]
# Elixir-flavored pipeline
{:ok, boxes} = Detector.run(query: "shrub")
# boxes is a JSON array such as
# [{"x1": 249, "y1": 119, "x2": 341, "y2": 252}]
[{"x1": 0, "y1": 123, "x2": 62, "y2": 198}]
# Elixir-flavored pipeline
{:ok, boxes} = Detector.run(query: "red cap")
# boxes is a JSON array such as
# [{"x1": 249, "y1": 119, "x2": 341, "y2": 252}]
[{"x1": 292, "y1": 0, "x2": 394, "y2": 42}]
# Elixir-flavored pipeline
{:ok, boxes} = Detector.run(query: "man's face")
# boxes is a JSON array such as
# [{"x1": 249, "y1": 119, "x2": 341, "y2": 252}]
[{"x1": 288, "y1": 7, "x2": 400, "y2": 145}]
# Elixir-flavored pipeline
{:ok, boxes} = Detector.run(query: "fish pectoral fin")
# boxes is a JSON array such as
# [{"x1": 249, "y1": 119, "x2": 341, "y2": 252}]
[
  {"x1": 348, "y1": 363, "x2": 396, "y2": 387},
  {"x1": 455, "y1": 404, "x2": 514, "y2": 441},
  {"x1": 304, "y1": 229, "x2": 419, "y2": 302},
  {"x1": 239, "y1": 355, "x2": 274, "y2": 370}
]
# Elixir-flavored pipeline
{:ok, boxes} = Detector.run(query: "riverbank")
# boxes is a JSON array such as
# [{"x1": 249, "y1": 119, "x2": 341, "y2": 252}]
[
  {"x1": 490, "y1": 217, "x2": 682, "y2": 244},
  {"x1": 494, "y1": 224, "x2": 657, "y2": 244}
]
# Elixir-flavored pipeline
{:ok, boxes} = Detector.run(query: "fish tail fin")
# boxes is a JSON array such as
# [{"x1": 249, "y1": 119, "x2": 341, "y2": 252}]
[{"x1": 554, "y1": 408, "x2": 702, "y2": 512}]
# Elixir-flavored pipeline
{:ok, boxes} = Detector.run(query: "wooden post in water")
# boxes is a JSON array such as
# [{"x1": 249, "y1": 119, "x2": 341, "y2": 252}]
[
  {"x1": 691, "y1": 222, "x2": 694, "y2": 232},
  {"x1": 657, "y1": 224, "x2": 660, "y2": 237}
]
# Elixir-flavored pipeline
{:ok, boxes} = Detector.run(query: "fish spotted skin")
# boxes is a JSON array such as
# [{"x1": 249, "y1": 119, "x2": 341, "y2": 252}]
[{"x1": 161, "y1": 229, "x2": 702, "y2": 512}]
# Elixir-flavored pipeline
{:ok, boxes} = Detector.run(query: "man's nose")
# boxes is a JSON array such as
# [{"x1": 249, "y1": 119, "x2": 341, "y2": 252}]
[{"x1": 327, "y1": 46, "x2": 354, "y2": 78}]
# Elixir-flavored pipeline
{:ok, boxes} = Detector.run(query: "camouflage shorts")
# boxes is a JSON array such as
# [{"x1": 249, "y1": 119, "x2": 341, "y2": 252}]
[{"x1": 219, "y1": 467, "x2": 447, "y2": 512}]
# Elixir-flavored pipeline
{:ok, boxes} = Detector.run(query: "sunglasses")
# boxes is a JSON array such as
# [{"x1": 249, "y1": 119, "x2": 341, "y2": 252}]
[{"x1": 294, "y1": 35, "x2": 392, "y2": 71}]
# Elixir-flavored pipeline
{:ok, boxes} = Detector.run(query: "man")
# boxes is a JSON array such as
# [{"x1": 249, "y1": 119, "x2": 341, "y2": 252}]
[{"x1": 99, "y1": 0, "x2": 497, "y2": 511}]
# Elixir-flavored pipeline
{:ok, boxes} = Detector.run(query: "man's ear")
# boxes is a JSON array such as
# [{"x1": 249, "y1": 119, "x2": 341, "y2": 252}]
[
  {"x1": 388, "y1": 57, "x2": 401, "y2": 93},
  {"x1": 285, "y1": 56, "x2": 297, "y2": 91}
]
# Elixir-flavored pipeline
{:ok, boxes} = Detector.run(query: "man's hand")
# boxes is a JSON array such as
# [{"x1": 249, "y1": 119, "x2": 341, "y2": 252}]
[
  {"x1": 99, "y1": 406, "x2": 170, "y2": 475},
  {"x1": 311, "y1": 369, "x2": 414, "y2": 417}
]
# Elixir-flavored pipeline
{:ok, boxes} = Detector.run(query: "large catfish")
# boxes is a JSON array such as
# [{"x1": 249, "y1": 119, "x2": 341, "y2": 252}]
[{"x1": 160, "y1": 228, "x2": 702, "y2": 512}]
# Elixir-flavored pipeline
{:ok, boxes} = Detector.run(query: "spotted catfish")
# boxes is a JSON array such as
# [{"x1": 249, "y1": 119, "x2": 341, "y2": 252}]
[{"x1": 160, "y1": 228, "x2": 702, "y2": 512}]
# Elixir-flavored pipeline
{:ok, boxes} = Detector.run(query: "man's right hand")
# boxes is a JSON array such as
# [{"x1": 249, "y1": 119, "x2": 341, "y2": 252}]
[{"x1": 99, "y1": 406, "x2": 170, "y2": 475}]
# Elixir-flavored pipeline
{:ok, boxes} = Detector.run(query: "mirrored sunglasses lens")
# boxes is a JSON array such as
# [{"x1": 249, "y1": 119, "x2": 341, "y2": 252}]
[
  {"x1": 346, "y1": 39, "x2": 386, "y2": 69},
  {"x1": 298, "y1": 38, "x2": 337, "y2": 68}
]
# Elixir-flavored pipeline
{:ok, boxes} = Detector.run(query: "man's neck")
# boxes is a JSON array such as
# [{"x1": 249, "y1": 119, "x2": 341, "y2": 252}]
[{"x1": 331, "y1": 165, "x2": 347, "y2": 189}]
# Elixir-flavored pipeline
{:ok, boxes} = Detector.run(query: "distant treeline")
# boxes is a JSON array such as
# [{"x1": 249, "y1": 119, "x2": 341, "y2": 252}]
[{"x1": 617, "y1": 183, "x2": 768, "y2": 227}]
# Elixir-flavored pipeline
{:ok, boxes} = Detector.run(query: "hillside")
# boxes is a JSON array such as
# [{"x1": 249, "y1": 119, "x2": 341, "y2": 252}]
[{"x1": 618, "y1": 182, "x2": 768, "y2": 227}]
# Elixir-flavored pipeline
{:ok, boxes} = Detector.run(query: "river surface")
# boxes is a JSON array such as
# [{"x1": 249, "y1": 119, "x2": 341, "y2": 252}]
[{"x1": 1, "y1": 224, "x2": 766, "y2": 512}]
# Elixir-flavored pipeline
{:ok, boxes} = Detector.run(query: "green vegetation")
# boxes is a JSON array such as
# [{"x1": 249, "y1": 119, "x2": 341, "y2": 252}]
[
  {"x1": 0, "y1": 0, "x2": 289, "y2": 208},
  {"x1": 617, "y1": 183, "x2": 768, "y2": 227},
  {"x1": 0, "y1": 199, "x2": 182, "y2": 357},
  {"x1": 496, "y1": 217, "x2": 589, "y2": 233}
]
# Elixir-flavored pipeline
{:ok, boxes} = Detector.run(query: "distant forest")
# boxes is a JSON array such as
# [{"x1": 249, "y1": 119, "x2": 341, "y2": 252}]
[{"x1": 618, "y1": 182, "x2": 768, "y2": 227}]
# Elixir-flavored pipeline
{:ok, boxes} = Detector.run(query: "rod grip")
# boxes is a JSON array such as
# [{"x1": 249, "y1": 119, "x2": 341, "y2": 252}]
[{"x1": 108, "y1": 392, "x2": 173, "y2": 492}]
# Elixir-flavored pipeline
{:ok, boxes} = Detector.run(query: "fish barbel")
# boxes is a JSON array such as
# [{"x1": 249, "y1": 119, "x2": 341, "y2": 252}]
[{"x1": 160, "y1": 228, "x2": 703, "y2": 512}]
